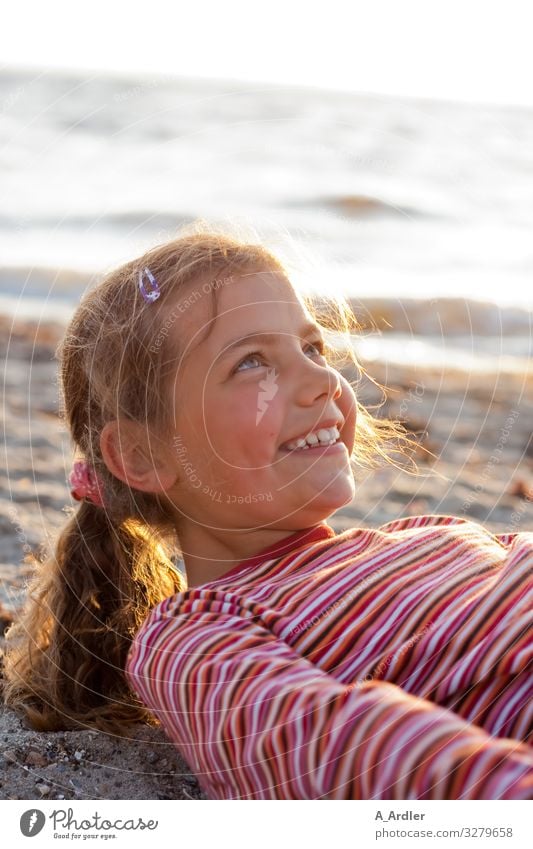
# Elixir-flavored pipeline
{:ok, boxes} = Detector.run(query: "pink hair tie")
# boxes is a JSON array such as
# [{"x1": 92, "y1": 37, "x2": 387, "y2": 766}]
[{"x1": 69, "y1": 460, "x2": 106, "y2": 508}]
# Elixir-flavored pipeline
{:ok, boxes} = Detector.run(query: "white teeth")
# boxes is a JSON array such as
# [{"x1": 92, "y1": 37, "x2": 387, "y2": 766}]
[{"x1": 283, "y1": 425, "x2": 340, "y2": 451}]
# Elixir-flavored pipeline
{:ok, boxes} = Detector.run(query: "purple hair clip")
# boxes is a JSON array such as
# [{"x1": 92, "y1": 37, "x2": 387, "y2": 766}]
[{"x1": 138, "y1": 267, "x2": 161, "y2": 303}]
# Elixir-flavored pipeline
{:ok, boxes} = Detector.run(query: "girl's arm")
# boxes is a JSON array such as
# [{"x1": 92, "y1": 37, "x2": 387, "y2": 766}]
[{"x1": 126, "y1": 605, "x2": 533, "y2": 800}]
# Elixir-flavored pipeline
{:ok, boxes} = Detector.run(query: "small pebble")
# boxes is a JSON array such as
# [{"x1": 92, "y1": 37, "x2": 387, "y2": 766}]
[
  {"x1": 37, "y1": 784, "x2": 51, "y2": 796},
  {"x1": 25, "y1": 749, "x2": 48, "y2": 767}
]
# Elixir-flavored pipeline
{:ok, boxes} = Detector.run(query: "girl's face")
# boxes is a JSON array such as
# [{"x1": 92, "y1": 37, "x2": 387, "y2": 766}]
[{"x1": 166, "y1": 270, "x2": 357, "y2": 532}]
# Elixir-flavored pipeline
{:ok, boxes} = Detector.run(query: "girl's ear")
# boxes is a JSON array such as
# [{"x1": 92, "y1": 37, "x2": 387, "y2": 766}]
[{"x1": 100, "y1": 419, "x2": 178, "y2": 494}]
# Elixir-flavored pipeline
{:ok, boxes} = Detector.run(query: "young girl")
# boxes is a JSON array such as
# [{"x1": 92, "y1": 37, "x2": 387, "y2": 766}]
[{"x1": 3, "y1": 221, "x2": 532, "y2": 800}]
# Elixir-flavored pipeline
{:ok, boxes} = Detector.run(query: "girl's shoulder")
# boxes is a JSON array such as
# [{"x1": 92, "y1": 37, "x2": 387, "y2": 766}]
[
  {"x1": 375, "y1": 513, "x2": 473, "y2": 533},
  {"x1": 369, "y1": 512, "x2": 531, "y2": 550},
  {"x1": 336, "y1": 513, "x2": 533, "y2": 550},
  {"x1": 332, "y1": 513, "x2": 489, "y2": 543}
]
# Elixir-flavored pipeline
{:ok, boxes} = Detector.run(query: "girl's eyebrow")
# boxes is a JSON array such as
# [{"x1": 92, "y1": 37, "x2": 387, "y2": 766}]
[{"x1": 217, "y1": 322, "x2": 324, "y2": 361}]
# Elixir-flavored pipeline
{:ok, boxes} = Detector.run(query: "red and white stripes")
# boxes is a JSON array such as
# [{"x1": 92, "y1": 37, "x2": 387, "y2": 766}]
[{"x1": 125, "y1": 514, "x2": 533, "y2": 799}]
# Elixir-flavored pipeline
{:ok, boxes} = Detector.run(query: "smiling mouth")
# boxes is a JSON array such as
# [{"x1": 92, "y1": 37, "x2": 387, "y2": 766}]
[
  {"x1": 279, "y1": 423, "x2": 343, "y2": 453},
  {"x1": 279, "y1": 439, "x2": 347, "y2": 455}
]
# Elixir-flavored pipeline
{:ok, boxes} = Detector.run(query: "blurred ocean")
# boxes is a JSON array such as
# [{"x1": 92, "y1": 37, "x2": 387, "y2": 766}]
[{"x1": 1, "y1": 67, "x2": 532, "y2": 373}]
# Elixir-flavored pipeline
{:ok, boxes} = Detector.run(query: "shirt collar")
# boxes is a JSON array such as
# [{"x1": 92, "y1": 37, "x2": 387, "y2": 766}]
[{"x1": 204, "y1": 523, "x2": 336, "y2": 586}]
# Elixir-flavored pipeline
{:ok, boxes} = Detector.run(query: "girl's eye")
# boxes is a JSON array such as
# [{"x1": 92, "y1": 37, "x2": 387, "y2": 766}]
[
  {"x1": 308, "y1": 339, "x2": 327, "y2": 358},
  {"x1": 233, "y1": 350, "x2": 265, "y2": 373},
  {"x1": 233, "y1": 339, "x2": 326, "y2": 374}
]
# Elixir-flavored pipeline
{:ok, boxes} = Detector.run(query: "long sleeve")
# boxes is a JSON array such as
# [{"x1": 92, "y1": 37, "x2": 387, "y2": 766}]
[{"x1": 125, "y1": 598, "x2": 533, "y2": 801}]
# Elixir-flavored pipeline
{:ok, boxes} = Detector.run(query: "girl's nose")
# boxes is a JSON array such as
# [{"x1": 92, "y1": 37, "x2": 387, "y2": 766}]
[{"x1": 296, "y1": 356, "x2": 342, "y2": 403}]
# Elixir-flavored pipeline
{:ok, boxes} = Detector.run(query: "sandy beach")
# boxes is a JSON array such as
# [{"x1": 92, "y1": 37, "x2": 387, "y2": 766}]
[{"x1": 1, "y1": 314, "x2": 532, "y2": 800}]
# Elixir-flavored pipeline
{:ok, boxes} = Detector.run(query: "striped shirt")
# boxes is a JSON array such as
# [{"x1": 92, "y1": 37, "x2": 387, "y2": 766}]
[{"x1": 125, "y1": 513, "x2": 533, "y2": 800}]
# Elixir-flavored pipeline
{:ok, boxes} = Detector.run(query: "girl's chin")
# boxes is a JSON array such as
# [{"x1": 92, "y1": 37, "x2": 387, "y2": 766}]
[{"x1": 298, "y1": 478, "x2": 355, "y2": 506}]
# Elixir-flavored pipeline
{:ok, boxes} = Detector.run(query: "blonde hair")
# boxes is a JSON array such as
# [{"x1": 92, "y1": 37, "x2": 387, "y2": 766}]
[{"x1": 2, "y1": 219, "x2": 422, "y2": 734}]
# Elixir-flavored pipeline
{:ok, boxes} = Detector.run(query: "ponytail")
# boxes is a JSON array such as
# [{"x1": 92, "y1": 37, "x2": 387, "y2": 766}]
[{"x1": 2, "y1": 500, "x2": 184, "y2": 733}]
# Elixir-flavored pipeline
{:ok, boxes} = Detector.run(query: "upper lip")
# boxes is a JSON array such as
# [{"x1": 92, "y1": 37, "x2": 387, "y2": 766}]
[{"x1": 280, "y1": 417, "x2": 344, "y2": 449}]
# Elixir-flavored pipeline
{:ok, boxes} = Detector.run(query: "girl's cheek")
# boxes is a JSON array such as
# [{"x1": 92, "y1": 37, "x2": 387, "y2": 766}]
[
  {"x1": 209, "y1": 389, "x2": 274, "y2": 460},
  {"x1": 240, "y1": 384, "x2": 281, "y2": 430},
  {"x1": 338, "y1": 373, "x2": 357, "y2": 450}
]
